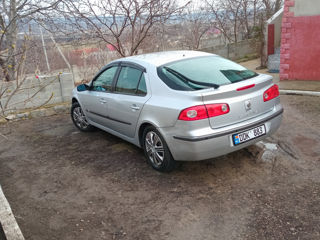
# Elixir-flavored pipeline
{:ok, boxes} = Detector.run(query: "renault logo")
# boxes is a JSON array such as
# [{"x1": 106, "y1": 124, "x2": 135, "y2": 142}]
[{"x1": 245, "y1": 100, "x2": 252, "y2": 111}]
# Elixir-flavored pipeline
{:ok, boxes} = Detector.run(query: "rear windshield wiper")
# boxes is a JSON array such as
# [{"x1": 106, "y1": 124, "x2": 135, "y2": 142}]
[
  {"x1": 163, "y1": 67, "x2": 220, "y2": 89},
  {"x1": 220, "y1": 69, "x2": 258, "y2": 82},
  {"x1": 241, "y1": 72, "x2": 259, "y2": 81}
]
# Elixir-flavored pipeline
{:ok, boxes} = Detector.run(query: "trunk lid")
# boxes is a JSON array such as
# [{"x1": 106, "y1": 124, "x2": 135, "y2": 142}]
[{"x1": 201, "y1": 74, "x2": 275, "y2": 129}]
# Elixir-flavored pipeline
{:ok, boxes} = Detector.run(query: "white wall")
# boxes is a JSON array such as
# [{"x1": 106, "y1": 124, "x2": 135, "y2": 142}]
[{"x1": 293, "y1": 0, "x2": 320, "y2": 17}]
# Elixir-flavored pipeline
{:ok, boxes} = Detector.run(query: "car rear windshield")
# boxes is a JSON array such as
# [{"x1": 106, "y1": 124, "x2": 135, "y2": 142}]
[{"x1": 157, "y1": 56, "x2": 258, "y2": 91}]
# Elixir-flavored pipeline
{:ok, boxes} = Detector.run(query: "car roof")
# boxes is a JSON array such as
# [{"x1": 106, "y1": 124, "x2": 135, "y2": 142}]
[{"x1": 115, "y1": 50, "x2": 216, "y2": 67}]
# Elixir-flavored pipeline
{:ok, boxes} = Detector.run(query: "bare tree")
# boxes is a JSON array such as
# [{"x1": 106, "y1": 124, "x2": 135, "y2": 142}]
[
  {"x1": 181, "y1": 2, "x2": 211, "y2": 50},
  {"x1": 205, "y1": 0, "x2": 283, "y2": 43},
  {"x1": 53, "y1": 0, "x2": 188, "y2": 57},
  {"x1": 205, "y1": 0, "x2": 244, "y2": 43},
  {"x1": 0, "y1": 33, "x2": 54, "y2": 118},
  {"x1": 205, "y1": 0, "x2": 283, "y2": 67},
  {"x1": 262, "y1": 0, "x2": 283, "y2": 19},
  {"x1": 0, "y1": 0, "x2": 60, "y2": 81},
  {"x1": 239, "y1": 0, "x2": 253, "y2": 39}
]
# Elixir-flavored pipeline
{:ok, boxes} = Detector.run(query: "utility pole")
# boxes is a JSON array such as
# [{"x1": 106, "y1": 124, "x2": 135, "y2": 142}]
[
  {"x1": 40, "y1": 27, "x2": 50, "y2": 72},
  {"x1": 50, "y1": 34, "x2": 75, "y2": 86}
]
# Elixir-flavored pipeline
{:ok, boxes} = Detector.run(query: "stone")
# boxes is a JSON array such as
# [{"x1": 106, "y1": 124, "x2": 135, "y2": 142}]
[
  {"x1": 285, "y1": 0, "x2": 295, "y2": 7},
  {"x1": 16, "y1": 112, "x2": 30, "y2": 119},
  {"x1": 280, "y1": 73, "x2": 289, "y2": 80},
  {"x1": 246, "y1": 141, "x2": 265, "y2": 157},
  {"x1": 54, "y1": 104, "x2": 70, "y2": 114},
  {"x1": 30, "y1": 109, "x2": 47, "y2": 118},
  {"x1": 0, "y1": 118, "x2": 7, "y2": 124},
  {"x1": 247, "y1": 141, "x2": 278, "y2": 164},
  {"x1": 45, "y1": 108, "x2": 56, "y2": 117},
  {"x1": 263, "y1": 142, "x2": 278, "y2": 151},
  {"x1": 260, "y1": 150, "x2": 276, "y2": 163},
  {"x1": 5, "y1": 115, "x2": 16, "y2": 121}
]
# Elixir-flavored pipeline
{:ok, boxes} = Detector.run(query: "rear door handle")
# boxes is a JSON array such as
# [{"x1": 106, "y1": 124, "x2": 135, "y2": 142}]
[
  {"x1": 99, "y1": 98, "x2": 107, "y2": 104},
  {"x1": 131, "y1": 105, "x2": 140, "y2": 111}
]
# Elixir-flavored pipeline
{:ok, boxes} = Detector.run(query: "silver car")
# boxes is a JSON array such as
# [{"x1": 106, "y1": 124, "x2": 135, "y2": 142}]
[{"x1": 71, "y1": 51, "x2": 283, "y2": 172}]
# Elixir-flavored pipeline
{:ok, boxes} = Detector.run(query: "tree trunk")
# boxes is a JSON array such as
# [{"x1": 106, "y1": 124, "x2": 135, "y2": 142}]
[
  {"x1": 259, "y1": 16, "x2": 268, "y2": 68},
  {"x1": 7, "y1": 0, "x2": 17, "y2": 81}
]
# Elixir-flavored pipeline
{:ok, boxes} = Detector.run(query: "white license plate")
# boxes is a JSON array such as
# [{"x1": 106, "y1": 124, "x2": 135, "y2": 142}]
[{"x1": 233, "y1": 125, "x2": 266, "y2": 145}]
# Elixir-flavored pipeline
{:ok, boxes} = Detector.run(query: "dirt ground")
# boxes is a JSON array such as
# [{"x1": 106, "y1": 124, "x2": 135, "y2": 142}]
[{"x1": 0, "y1": 95, "x2": 319, "y2": 240}]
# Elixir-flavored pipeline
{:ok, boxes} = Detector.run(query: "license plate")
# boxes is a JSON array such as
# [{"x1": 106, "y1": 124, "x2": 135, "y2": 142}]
[{"x1": 233, "y1": 125, "x2": 266, "y2": 145}]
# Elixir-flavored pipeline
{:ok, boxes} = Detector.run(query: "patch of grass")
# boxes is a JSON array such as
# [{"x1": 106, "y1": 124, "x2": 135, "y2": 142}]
[{"x1": 236, "y1": 53, "x2": 259, "y2": 63}]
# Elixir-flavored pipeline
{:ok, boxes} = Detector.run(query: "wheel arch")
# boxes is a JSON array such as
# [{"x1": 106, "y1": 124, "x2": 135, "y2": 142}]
[
  {"x1": 138, "y1": 121, "x2": 157, "y2": 147},
  {"x1": 71, "y1": 97, "x2": 84, "y2": 109},
  {"x1": 72, "y1": 97, "x2": 79, "y2": 104}
]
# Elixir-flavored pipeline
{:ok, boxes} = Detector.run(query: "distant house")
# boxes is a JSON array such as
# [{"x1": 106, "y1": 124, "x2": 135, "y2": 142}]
[{"x1": 266, "y1": 0, "x2": 320, "y2": 81}]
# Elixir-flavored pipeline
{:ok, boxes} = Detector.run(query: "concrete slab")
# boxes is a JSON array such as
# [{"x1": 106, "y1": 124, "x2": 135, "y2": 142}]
[{"x1": 0, "y1": 185, "x2": 24, "y2": 240}]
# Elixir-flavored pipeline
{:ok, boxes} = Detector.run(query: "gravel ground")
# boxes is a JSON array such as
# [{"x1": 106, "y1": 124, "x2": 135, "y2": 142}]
[{"x1": 0, "y1": 95, "x2": 319, "y2": 240}]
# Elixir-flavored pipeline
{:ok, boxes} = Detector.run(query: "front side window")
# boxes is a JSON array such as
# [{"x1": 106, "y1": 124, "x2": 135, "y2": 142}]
[
  {"x1": 115, "y1": 66, "x2": 147, "y2": 96},
  {"x1": 92, "y1": 66, "x2": 118, "y2": 92},
  {"x1": 157, "y1": 56, "x2": 258, "y2": 91}
]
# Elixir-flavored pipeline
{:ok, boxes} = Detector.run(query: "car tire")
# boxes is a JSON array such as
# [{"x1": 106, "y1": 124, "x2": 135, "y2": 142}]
[
  {"x1": 71, "y1": 102, "x2": 94, "y2": 132},
  {"x1": 142, "y1": 126, "x2": 177, "y2": 172}
]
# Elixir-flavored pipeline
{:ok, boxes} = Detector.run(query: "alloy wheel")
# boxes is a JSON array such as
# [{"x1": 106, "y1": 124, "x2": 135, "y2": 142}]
[
  {"x1": 73, "y1": 106, "x2": 89, "y2": 130},
  {"x1": 145, "y1": 131, "x2": 165, "y2": 167}
]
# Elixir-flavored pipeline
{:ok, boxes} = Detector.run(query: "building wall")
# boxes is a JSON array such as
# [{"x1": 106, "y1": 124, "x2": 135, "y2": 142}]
[
  {"x1": 280, "y1": 0, "x2": 320, "y2": 80},
  {"x1": 293, "y1": 0, "x2": 320, "y2": 17},
  {"x1": 267, "y1": 9, "x2": 283, "y2": 50},
  {"x1": 273, "y1": 12, "x2": 283, "y2": 48}
]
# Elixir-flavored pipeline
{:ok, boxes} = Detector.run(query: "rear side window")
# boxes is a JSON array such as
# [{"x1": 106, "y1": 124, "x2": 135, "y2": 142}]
[
  {"x1": 115, "y1": 66, "x2": 147, "y2": 96},
  {"x1": 157, "y1": 56, "x2": 258, "y2": 91},
  {"x1": 137, "y1": 75, "x2": 147, "y2": 95}
]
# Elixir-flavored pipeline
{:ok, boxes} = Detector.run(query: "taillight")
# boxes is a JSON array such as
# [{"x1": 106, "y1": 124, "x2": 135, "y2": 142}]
[
  {"x1": 178, "y1": 105, "x2": 208, "y2": 121},
  {"x1": 178, "y1": 104, "x2": 230, "y2": 121},
  {"x1": 263, "y1": 84, "x2": 279, "y2": 102},
  {"x1": 206, "y1": 103, "x2": 230, "y2": 117}
]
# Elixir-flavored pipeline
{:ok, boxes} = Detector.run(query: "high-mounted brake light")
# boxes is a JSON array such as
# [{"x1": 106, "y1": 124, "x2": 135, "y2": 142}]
[
  {"x1": 263, "y1": 84, "x2": 279, "y2": 102},
  {"x1": 178, "y1": 104, "x2": 230, "y2": 121},
  {"x1": 237, "y1": 84, "x2": 256, "y2": 91}
]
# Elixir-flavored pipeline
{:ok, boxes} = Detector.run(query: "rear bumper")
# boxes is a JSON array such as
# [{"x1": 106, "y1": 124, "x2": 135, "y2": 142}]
[{"x1": 159, "y1": 107, "x2": 283, "y2": 161}]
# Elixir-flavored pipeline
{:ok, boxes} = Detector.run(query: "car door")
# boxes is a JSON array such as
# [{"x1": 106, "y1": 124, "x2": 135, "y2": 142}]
[
  {"x1": 107, "y1": 64, "x2": 150, "y2": 138},
  {"x1": 77, "y1": 65, "x2": 119, "y2": 127}
]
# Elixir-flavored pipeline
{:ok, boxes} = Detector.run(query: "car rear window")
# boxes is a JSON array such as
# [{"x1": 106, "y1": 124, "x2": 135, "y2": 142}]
[{"x1": 157, "y1": 56, "x2": 258, "y2": 91}]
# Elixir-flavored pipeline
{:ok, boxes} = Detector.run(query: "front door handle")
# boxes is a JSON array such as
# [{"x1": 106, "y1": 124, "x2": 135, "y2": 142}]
[
  {"x1": 131, "y1": 105, "x2": 140, "y2": 111},
  {"x1": 99, "y1": 98, "x2": 107, "y2": 104}
]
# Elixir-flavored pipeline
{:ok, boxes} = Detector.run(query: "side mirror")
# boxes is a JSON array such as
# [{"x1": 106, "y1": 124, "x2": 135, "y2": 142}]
[{"x1": 77, "y1": 84, "x2": 89, "y2": 92}]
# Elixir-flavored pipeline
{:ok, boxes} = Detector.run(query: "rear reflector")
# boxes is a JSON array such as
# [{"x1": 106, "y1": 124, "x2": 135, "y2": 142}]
[
  {"x1": 237, "y1": 84, "x2": 256, "y2": 91},
  {"x1": 178, "y1": 103, "x2": 230, "y2": 121},
  {"x1": 263, "y1": 84, "x2": 279, "y2": 102}
]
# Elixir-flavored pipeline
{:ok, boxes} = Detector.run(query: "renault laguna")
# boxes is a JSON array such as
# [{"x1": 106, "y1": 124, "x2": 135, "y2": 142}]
[{"x1": 71, "y1": 51, "x2": 283, "y2": 172}]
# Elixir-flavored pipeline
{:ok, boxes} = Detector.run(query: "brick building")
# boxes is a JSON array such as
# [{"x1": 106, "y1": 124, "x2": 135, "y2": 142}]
[{"x1": 267, "y1": 0, "x2": 320, "y2": 81}]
